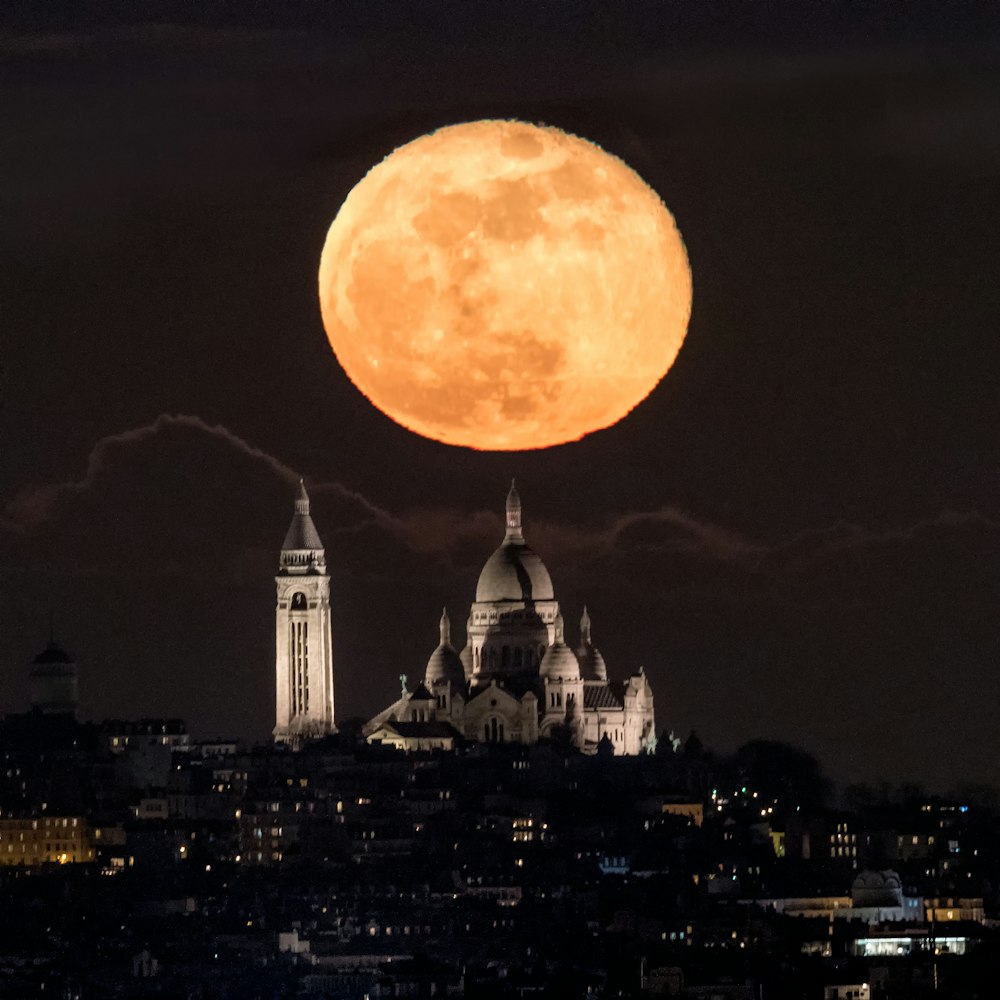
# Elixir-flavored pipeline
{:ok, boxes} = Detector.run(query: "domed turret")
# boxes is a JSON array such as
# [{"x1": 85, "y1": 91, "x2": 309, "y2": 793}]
[
  {"x1": 540, "y1": 613, "x2": 581, "y2": 681},
  {"x1": 424, "y1": 608, "x2": 465, "y2": 687},
  {"x1": 30, "y1": 641, "x2": 79, "y2": 716},
  {"x1": 475, "y1": 481, "x2": 554, "y2": 603},
  {"x1": 575, "y1": 606, "x2": 608, "y2": 682}
]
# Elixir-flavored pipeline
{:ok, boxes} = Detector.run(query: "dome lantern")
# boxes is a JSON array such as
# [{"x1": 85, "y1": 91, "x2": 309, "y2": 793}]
[{"x1": 505, "y1": 479, "x2": 523, "y2": 541}]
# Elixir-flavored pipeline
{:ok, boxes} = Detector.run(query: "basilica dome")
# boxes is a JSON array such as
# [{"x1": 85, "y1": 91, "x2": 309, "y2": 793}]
[
  {"x1": 476, "y1": 543, "x2": 554, "y2": 603},
  {"x1": 475, "y1": 481, "x2": 555, "y2": 603}
]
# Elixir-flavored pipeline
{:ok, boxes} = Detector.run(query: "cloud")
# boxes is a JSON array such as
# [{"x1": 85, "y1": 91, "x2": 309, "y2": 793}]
[
  {"x1": 3, "y1": 412, "x2": 399, "y2": 533},
  {"x1": 5, "y1": 414, "x2": 995, "y2": 596}
]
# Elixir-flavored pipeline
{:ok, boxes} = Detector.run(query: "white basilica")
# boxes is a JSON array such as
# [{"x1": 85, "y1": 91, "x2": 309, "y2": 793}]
[{"x1": 362, "y1": 483, "x2": 657, "y2": 755}]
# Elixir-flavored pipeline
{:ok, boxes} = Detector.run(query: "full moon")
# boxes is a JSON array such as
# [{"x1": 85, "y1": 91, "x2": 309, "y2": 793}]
[{"x1": 318, "y1": 120, "x2": 692, "y2": 450}]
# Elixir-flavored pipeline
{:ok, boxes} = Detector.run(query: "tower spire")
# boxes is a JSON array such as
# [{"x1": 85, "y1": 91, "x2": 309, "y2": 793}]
[
  {"x1": 295, "y1": 477, "x2": 310, "y2": 514},
  {"x1": 580, "y1": 605, "x2": 592, "y2": 645},
  {"x1": 440, "y1": 607, "x2": 451, "y2": 647}
]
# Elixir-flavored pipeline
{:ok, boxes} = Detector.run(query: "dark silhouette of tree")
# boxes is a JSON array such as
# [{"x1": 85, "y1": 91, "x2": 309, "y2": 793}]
[
  {"x1": 544, "y1": 723, "x2": 578, "y2": 754},
  {"x1": 732, "y1": 739, "x2": 831, "y2": 812},
  {"x1": 335, "y1": 716, "x2": 367, "y2": 748},
  {"x1": 683, "y1": 730, "x2": 704, "y2": 758}
]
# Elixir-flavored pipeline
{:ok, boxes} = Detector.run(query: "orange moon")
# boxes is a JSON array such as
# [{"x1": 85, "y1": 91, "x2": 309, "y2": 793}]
[{"x1": 318, "y1": 120, "x2": 692, "y2": 450}]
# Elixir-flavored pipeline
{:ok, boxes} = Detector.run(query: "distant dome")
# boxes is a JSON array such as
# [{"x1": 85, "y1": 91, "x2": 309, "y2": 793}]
[
  {"x1": 476, "y1": 543, "x2": 554, "y2": 603},
  {"x1": 540, "y1": 625, "x2": 581, "y2": 681},
  {"x1": 30, "y1": 641, "x2": 78, "y2": 717},
  {"x1": 575, "y1": 606, "x2": 607, "y2": 681},
  {"x1": 32, "y1": 642, "x2": 73, "y2": 666},
  {"x1": 577, "y1": 646, "x2": 608, "y2": 682}
]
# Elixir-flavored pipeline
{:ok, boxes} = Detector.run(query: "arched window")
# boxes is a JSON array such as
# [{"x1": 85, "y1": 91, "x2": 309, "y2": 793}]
[{"x1": 291, "y1": 592, "x2": 307, "y2": 610}]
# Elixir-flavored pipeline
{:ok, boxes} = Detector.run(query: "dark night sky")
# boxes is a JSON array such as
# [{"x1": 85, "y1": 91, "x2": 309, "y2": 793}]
[{"x1": 3, "y1": 3, "x2": 999, "y2": 791}]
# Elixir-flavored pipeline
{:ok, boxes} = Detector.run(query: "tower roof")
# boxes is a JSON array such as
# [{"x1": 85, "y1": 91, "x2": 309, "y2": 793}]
[{"x1": 280, "y1": 480, "x2": 326, "y2": 572}]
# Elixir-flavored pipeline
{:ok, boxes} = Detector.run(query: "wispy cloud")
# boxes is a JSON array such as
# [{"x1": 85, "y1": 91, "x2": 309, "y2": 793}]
[{"x1": 4, "y1": 415, "x2": 995, "y2": 588}]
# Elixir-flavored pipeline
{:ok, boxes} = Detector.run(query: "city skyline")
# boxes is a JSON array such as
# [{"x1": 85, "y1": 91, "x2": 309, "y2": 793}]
[{"x1": 3, "y1": 4, "x2": 999, "y2": 790}]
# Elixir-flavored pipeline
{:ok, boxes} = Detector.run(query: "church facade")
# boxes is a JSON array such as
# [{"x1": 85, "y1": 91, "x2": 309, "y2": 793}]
[{"x1": 362, "y1": 483, "x2": 657, "y2": 755}]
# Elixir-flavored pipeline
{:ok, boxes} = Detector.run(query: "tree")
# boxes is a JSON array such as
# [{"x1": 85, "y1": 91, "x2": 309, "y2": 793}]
[
  {"x1": 335, "y1": 716, "x2": 367, "y2": 748},
  {"x1": 731, "y1": 739, "x2": 831, "y2": 812}
]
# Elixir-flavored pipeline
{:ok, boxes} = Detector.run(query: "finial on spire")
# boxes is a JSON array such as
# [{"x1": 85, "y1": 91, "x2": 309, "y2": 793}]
[
  {"x1": 440, "y1": 607, "x2": 451, "y2": 647},
  {"x1": 505, "y1": 479, "x2": 523, "y2": 538},
  {"x1": 580, "y1": 605, "x2": 592, "y2": 644},
  {"x1": 295, "y1": 478, "x2": 310, "y2": 515},
  {"x1": 554, "y1": 611, "x2": 565, "y2": 643}
]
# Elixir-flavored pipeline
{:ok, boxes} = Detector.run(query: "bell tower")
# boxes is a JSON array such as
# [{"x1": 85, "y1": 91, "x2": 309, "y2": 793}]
[{"x1": 274, "y1": 480, "x2": 336, "y2": 743}]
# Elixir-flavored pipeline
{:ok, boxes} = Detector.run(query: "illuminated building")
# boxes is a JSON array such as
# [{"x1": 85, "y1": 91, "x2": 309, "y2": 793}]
[
  {"x1": 364, "y1": 483, "x2": 656, "y2": 754},
  {"x1": 0, "y1": 815, "x2": 94, "y2": 865},
  {"x1": 273, "y1": 481, "x2": 337, "y2": 743}
]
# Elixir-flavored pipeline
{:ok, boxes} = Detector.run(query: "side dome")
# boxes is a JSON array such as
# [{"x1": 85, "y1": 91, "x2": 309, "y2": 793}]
[
  {"x1": 475, "y1": 481, "x2": 554, "y2": 603},
  {"x1": 540, "y1": 642, "x2": 581, "y2": 681},
  {"x1": 426, "y1": 647, "x2": 465, "y2": 687},
  {"x1": 577, "y1": 646, "x2": 608, "y2": 682},
  {"x1": 540, "y1": 614, "x2": 580, "y2": 681},
  {"x1": 424, "y1": 609, "x2": 466, "y2": 687},
  {"x1": 575, "y1": 607, "x2": 608, "y2": 681}
]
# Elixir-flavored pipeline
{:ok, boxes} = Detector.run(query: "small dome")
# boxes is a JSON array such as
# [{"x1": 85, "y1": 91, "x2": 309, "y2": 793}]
[
  {"x1": 476, "y1": 543, "x2": 554, "y2": 603},
  {"x1": 32, "y1": 642, "x2": 73, "y2": 666},
  {"x1": 540, "y1": 642, "x2": 581, "y2": 681},
  {"x1": 577, "y1": 646, "x2": 608, "y2": 682},
  {"x1": 459, "y1": 645, "x2": 473, "y2": 676},
  {"x1": 575, "y1": 606, "x2": 607, "y2": 681},
  {"x1": 425, "y1": 646, "x2": 465, "y2": 687},
  {"x1": 424, "y1": 609, "x2": 465, "y2": 687}
]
